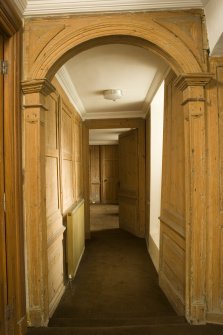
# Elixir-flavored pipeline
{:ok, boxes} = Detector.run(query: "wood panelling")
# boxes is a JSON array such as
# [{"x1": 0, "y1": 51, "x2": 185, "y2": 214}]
[
  {"x1": 0, "y1": 3, "x2": 26, "y2": 334},
  {"x1": 175, "y1": 73, "x2": 211, "y2": 323},
  {"x1": 73, "y1": 117, "x2": 83, "y2": 202},
  {"x1": 45, "y1": 91, "x2": 65, "y2": 317},
  {"x1": 160, "y1": 71, "x2": 185, "y2": 237},
  {"x1": 52, "y1": 77, "x2": 83, "y2": 210},
  {"x1": 0, "y1": 33, "x2": 7, "y2": 335},
  {"x1": 159, "y1": 70, "x2": 185, "y2": 315},
  {"x1": 62, "y1": 104, "x2": 74, "y2": 211},
  {"x1": 119, "y1": 129, "x2": 139, "y2": 236},
  {"x1": 160, "y1": 223, "x2": 185, "y2": 315},
  {"x1": 23, "y1": 77, "x2": 84, "y2": 326},
  {"x1": 90, "y1": 146, "x2": 101, "y2": 203},
  {"x1": 206, "y1": 59, "x2": 223, "y2": 323},
  {"x1": 218, "y1": 67, "x2": 223, "y2": 212}
]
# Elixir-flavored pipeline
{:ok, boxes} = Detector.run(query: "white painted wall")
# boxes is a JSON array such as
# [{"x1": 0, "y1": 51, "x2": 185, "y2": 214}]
[
  {"x1": 205, "y1": 0, "x2": 223, "y2": 55},
  {"x1": 148, "y1": 81, "x2": 164, "y2": 270}
]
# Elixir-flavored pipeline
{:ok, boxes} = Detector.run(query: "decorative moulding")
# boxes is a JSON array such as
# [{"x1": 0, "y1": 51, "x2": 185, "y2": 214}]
[
  {"x1": 174, "y1": 73, "x2": 213, "y2": 91},
  {"x1": 13, "y1": 0, "x2": 27, "y2": 15},
  {"x1": 84, "y1": 110, "x2": 145, "y2": 120},
  {"x1": 23, "y1": 0, "x2": 207, "y2": 17},
  {"x1": 55, "y1": 66, "x2": 87, "y2": 120},
  {"x1": 22, "y1": 79, "x2": 56, "y2": 95}
]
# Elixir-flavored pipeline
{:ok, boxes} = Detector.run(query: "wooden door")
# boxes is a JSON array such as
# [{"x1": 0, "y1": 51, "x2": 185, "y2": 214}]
[
  {"x1": 101, "y1": 145, "x2": 119, "y2": 204},
  {"x1": 89, "y1": 145, "x2": 101, "y2": 203},
  {"x1": 0, "y1": 33, "x2": 7, "y2": 335},
  {"x1": 118, "y1": 129, "x2": 139, "y2": 236}
]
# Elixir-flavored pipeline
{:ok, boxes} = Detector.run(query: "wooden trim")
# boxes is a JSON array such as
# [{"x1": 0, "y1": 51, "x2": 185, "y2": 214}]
[
  {"x1": 160, "y1": 212, "x2": 185, "y2": 238},
  {"x1": 0, "y1": 3, "x2": 26, "y2": 334},
  {"x1": 0, "y1": 0, "x2": 22, "y2": 35}
]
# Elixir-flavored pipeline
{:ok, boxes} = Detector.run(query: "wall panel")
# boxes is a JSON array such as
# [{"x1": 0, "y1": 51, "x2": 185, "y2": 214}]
[
  {"x1": 159, "y1": 70, "x2": 185, "y2": 315},
  {"x1": 45, "y1": 92, "x2": 65, "y2": 317},
  {"x1": 62, "y1": 105, "x2": 74, "y2": 211},
  {"x1": 206, "y1": 59, "x2": 223, "y2": 322}
]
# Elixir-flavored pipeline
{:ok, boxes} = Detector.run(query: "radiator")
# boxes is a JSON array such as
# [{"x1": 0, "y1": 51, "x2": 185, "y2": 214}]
[{"x1": 67, "y1": 199, "x2": 85, "y2": 278}]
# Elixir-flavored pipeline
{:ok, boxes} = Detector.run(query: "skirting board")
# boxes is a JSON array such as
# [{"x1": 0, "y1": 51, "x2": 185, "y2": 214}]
[
  {"x1": 146, "y1": 235, "x2": 159, "y2": 272},
  {"x1": 207, "y1": 313, "x2": 223, "y2": 325}
]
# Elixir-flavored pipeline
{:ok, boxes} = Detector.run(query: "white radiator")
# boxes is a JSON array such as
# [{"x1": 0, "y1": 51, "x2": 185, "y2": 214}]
[{"x1": 67, "y1": 199, "x2": 85, "y2": 278}]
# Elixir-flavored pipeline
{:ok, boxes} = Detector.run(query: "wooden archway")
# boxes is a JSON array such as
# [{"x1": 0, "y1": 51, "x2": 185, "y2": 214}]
[{"x1": 22, "y1": 11, "x2": 212, "y2": 327}]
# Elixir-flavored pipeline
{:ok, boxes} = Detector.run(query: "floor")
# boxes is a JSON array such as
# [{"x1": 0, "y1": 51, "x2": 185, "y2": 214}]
[
  {"x1": 27, "y1": 205, "x2": 223, "y2": 335},
  {"x1": 90, "y1": 204, "x2": 119, "y2": 231}
]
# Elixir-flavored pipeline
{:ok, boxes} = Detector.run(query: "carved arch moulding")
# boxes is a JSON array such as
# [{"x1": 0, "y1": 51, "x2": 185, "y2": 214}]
[{"x1": 23, "y1": 10, "x2": 209, "y2": 81}]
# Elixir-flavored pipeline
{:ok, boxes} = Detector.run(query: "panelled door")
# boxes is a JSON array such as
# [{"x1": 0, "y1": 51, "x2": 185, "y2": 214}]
[
  {"x1": 118, "y1": 129, "x2": 139, "y2": 236},
  {"x1": 0, "y1": 33, "x2": 7, "y2": 335},
  {"x1": 101, "y1": 145, "x2": 119, "y2": 204},
  {"x1": 89, "y1": 145, "x2": 101, "y2": 203}
]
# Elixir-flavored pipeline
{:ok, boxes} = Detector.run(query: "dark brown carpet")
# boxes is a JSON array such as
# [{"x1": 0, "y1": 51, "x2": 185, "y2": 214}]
[{"x1": 27, "y1": 228, "x2": 223, "y2": 335}]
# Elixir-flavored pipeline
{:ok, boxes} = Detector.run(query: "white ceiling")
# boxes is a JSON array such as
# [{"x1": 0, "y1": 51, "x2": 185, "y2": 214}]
[
  {"x1": 56, "y1": 44, "x2": 168, "y2": 120},
  {"x1": 14, "y1": 0, "x2": 209, "y2": 17},
  {"x1": 89, "y1": 128, "x2": 131, "y2": 145}
]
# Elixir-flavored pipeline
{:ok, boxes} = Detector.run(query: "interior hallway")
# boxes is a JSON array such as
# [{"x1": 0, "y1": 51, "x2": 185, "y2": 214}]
[
  {"x1": 27, "y1": 206, "x2": 223, "y2": 335},
  {"x1": 90, "y1": 204, "x2": 119, "y2": 231}
]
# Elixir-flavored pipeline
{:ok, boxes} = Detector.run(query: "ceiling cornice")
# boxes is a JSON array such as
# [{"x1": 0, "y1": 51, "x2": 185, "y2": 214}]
[
  {"x1": 85, "y1": 110, "x2": 145, "y2": 120},
  {"x1": 142, "y1": 66, "x2": 169, "y2": 116},
  {"x1": 23, "y1": 0, "x2": 207, "y2": 17},
  {"x1": 56, "y1": 66, "x2": 86, "y2": 120}
]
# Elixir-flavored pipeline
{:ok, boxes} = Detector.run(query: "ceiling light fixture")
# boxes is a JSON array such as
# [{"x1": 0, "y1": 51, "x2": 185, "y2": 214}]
[{"x1": 103, "y1": 89, "x2": 123, "y2": 101}]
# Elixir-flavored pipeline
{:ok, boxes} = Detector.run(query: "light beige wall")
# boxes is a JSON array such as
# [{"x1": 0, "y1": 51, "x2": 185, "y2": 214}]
[{"x1": 148, "y1": 82, "x2": 164, "y2": 271}]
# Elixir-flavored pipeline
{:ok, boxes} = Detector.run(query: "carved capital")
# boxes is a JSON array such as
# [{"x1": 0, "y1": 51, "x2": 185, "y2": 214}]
[
  {"x1": 174, "y1": 73, "x2": 212, "y2": 91},
  {"x1": 22, "y1": 79, "x2": 56, "y2": 96}
]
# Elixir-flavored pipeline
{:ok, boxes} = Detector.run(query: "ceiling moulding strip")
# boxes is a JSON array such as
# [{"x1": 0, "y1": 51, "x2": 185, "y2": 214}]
[
  {"x1": 24, "y1": 0, "x2": 205, "y2": 16},
  {"x1": 84, "y1": 110, "x2": 145, "y2": 120},
  {"x1": 13, "y1": 0, "x2": 27, "y2": 15},
  {"x1": 142, "y1": 65, "x2": 170, "y2": 116},
  {"x1": 89, "y1": 140, "x2": 119, "y2": 145},
  {"x1": 55, "y1": 66, "x2": 86, "y2": 120}
]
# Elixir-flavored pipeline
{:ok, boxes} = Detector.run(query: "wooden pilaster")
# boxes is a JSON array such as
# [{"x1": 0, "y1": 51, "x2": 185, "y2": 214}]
[
  {"x1": 175, "y1": 73, "x2": 212, "y2": 324},
  {"x1": 22, "y1": 79, "x2": 56, "y2": 326}
]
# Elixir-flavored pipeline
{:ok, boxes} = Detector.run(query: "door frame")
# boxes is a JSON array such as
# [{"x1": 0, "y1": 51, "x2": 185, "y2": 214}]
[
  {"x1": 83, "y1": 118, "x2": 146, "y2": 239},
  {"x1": 0, "y1": 2, "x2": 26, "y2": 335},
  {"x1": 22, "y1": 12, "x2": 212, "y2": 325}
]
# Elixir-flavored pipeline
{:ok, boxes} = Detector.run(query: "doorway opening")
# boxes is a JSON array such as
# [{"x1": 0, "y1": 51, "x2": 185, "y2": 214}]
[{"x1": 89, "y1": 128, "x2": 136, "y2": 233}]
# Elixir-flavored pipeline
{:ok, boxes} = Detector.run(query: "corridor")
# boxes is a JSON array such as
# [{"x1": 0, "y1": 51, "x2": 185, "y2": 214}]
[{"x1": 27, "y1": 206, "x2": 223, "y2": 335}]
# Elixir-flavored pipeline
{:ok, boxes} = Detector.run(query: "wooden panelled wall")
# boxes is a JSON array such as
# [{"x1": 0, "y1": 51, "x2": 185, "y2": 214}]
[
  {"x1": 46, "y1": 78, "x2": 83, "y2": 317},
  {"x1": 206, "y1": 58, "x2": 223, "y2": 324},
  {"x1": 159, "y1": 70, "x2": 186, "y2": 315},
  {"x1": 23, "y1": 77, "x2": 83, "y2": 326}
]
